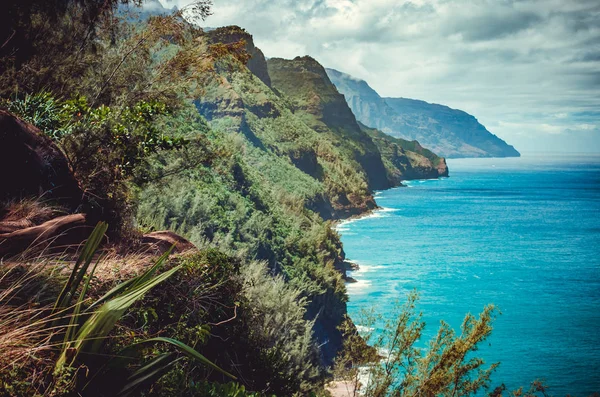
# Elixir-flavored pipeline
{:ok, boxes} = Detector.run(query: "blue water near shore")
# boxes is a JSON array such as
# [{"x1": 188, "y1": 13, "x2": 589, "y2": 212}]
[{"x1": 337, "y1": 154, "x2": 600, "y2": 396}]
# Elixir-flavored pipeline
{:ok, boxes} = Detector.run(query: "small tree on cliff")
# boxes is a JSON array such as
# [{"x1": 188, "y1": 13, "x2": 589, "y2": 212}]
[{"x1": 334, "y1": 292, "x2": 499, "y2": 397}]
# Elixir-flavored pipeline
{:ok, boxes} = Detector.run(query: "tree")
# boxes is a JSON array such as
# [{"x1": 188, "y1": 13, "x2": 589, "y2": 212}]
[
  {"x1": 334, "y1": 292, "x2": 499, "y2": 397},
  {"x1": 0, "y1": 0, "x2": 213, "y2": 97}
]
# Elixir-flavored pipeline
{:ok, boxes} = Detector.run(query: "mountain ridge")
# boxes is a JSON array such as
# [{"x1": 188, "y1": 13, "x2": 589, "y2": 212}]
[{"x1": 326, "y1": 67, "x2": 520, "y2": 158}]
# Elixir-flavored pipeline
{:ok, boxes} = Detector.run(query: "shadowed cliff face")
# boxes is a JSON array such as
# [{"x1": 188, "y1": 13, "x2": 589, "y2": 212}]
[
  {"x1": 358, "y1": 122, "x2": 449, "y2": 183},
  {"x1": 196, "y1": 33, "x2": 383, "y2": 219},
  {"x1": 326, "y1": 68, "x2": 520, "y2": 159}
]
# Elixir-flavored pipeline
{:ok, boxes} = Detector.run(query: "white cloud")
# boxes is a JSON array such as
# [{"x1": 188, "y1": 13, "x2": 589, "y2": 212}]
[{"x1": 171, "y1": 0, "x2": 600, "y2": 153}]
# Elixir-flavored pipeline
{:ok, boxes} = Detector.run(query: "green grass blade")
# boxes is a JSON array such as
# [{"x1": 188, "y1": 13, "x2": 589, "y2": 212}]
[
  {"x1": 117, "y1": 353, "x2": 179, "y2": 397},
  {"x1": 145, "y1": 337, "x2": 237, "y2": 380},
  {"x1": 129, "y1": 246, "x2": 174, "y2": 289},
  {"x1": 56, "y1": 264, "x2": 181, "y2": 368},
  {"x1": 63, "y1": 253, "x2": 104, "y2": 348},
  {"x1": 84, "y1": 277, "x2": 136, "y2": 313},
  {"x1": 85, "y1": 246, "x2": 173, "y2": 313},
  {"x1": 53, "y1": 222, "x2": 107, "y2": 313}
]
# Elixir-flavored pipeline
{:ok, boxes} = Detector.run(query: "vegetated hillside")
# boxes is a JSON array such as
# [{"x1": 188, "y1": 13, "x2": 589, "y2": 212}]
[
  {"x1": 0, "y1": 1, "x2": 577, "y2": 394},
  {"x1": 193, "y1": 27, "x2": 446, "y2": 220},
  {"x1": 326, "y1": 68, "x2": 520, "y2": 158},
  {"x1": 138, "y1": 25, "x2": 450, "y2": 375},
  {"x1": 266, "y1": 55, "x2": 446, "y2": 184},
  {"x1": 266, "y1": 56, "x2": 391, "y2": 192},
  {"x1": 0, "y1": 7, "x2": 450, "y2": 394}
]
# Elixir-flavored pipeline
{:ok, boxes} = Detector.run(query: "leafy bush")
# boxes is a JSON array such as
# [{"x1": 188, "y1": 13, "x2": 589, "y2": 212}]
[
  {"x1": 3, "y1": 92, "x2": 67, "y2": 139},
  {"x1": 239, "y1": 261, "x2": 324, "y2": 395}
]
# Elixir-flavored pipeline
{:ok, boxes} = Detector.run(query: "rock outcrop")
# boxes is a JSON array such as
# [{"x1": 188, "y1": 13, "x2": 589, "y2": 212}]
[
  {"x1": 267, "y1": 56, "x2": 391, "y2": 191},
  {"x1": 0, "y1": 110, "x2": 84, "y2": 210},
  {"x1": 207, "y1": 26, "x2": 272, "y2": 88},
  {"x1": 141, "y1": 231, "x2": 197, "y2": 255},
  {"x1": 359, "y1": 122, "x2": 448, "y2": 182}
]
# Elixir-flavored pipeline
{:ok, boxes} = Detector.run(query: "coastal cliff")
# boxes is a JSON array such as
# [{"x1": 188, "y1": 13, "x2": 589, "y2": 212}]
[
  {"x1": 195, "y1": 28, "x2": 447, "y2": 221},
  {"x1": 0, "y1": 16, "x2": 451, "y2": 396},
  {"x1": 326, "y1": 67, "x2": 520, "y2": 158},
  {"x1": 359, "y1": 122, "x2": 449, "y2": 183},
  {"x1": 176, "y1": 27, "x2": 452, "y2": 365}
]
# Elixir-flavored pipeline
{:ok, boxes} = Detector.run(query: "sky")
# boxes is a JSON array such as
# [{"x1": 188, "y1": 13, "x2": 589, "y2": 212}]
[{"x1": 162, "y1": 0, "x2": 600, "y2": 154}]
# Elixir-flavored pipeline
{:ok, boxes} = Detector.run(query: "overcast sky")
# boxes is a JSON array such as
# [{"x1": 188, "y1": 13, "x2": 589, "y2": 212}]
[{"x1": 164, "y1": 0, "x2": 600, "y2": 154}]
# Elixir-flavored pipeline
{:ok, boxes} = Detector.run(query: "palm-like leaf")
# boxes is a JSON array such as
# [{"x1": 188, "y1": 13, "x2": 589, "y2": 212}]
[
  {"x1": 53, "y1": 222, "x2": 108, "y2": 314},
  {"x1": 51, "y1": 222, "x2": 233, "y2": 395},
  {"x1": 56, "y1": 264, "x2": 181, "y2": 368}
]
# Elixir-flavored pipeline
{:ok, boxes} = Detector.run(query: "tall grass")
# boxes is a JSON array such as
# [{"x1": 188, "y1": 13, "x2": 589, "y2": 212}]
[{"x1": 0, "y1": 222, "x2": 234, "y2": 396}]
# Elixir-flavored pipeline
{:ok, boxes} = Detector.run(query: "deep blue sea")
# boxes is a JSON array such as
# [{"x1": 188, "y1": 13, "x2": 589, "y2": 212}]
[{"x1": 337, "y1": 154, "x2": 600, "y2": 396}]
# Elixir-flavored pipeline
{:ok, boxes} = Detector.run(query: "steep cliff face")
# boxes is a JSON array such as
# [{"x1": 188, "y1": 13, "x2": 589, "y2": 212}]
[
  {"x1": 267, "y1": 56, "x2": 391, "y2": 191},
  {"x1": 383, "y1": 98, "x2": 520, "y2": 158},
  {"x1": 188, "y1": 28, "x2": 453, "y2": 368},
  {"x1": 326, "y1": 68, "x2": 520, "y2": 159}
]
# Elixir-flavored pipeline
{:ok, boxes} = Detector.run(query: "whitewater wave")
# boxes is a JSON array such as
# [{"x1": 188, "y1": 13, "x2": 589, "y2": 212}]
[
  {"x1": 402, "y1": 177, "x2": 445, "y2": 188},
  {"x1": 355, "y1": 325, "x2": 375, "y2": 333},
  {"x1": 349, "y1": 263, "x2": 385, "y2": 275},
  {"x1": 364, "y1": 206, "x2": 400, "y2": 220},
  {"x1": 345, "y1": 278, "x2": 372, "y2": 293},
  {"x1": 335, "y1": 217, "x2": 360, "y2": 231},
  {"x1": 336, "y1": 207, "x2": 399, "y2": 232}
]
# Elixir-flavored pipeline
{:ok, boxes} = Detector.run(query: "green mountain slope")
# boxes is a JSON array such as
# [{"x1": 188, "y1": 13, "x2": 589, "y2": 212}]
[
  {"x1": 326, "y1": 68, "x2": 520, "y2": 158},
  {"x1": 266, "y1": 56, "x2": 391, "y2": 191},
  {"x1": 139, "y1": 25, "x2": 450, "y2": 379}
]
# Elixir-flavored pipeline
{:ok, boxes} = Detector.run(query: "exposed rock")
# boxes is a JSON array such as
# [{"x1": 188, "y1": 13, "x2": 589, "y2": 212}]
[
  {"x1": 359, "y1": 122, "x2": 449, "y2": 181},
  {"x1": 288, "y1": 147, "x2": 324, "y2": 180},
  {"x1": 343, "y1": 260, "x2": 360, "y2": 271},
  {"x1": 141, "y1": 231, "x2": 196, "y2": 255},
  {"x1": 206, "y1": 26, "x2": 272, "y2": 88},
  {"x1": 0, "y1": 213, "x2": 90, "y2": 258},
  {"x1": 436, "y1": 157, "x2": 449, "y2": 176},
  {"x1": 267, "y1": 56, "x2": 391, "y2": 191},
  {"x1": 0, "y1": 110, "x2": 84, "y2": 211}
]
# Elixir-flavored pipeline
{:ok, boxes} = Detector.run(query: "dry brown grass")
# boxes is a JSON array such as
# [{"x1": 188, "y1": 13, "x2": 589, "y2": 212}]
[
  {"x1": 0, "y1": 261, "x2": 66, "y2": 394},
  {"x1": 0, "y1": 220, "x2": 195, "y2": 394},
  {"x1": 0, "y1": 199, "x2": 65, "y2": 234}
]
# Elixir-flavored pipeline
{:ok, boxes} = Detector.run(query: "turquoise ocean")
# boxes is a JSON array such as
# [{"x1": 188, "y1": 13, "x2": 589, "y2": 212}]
[{"x1": 337, "y1": 154, "x2": 600, "y2": 396}]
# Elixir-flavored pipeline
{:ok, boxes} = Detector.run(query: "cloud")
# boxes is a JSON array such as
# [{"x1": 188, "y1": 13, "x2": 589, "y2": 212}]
[{"x1": 168, "y1": 0, "x2": 600, "y2": 153}]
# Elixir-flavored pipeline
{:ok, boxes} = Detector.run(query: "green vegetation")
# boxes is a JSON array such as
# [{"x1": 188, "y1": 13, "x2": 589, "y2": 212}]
[
  {"x1": 335, "y1": 293, "x2": 498, "y2": 397},
  {"x1": 357, "y1": 122, "x2": 448, "y2": 184},
  {"x1": 0, "y1": 2, "x2": 554, "y2": 396},
  {"x1": 333, "y1": 294, "x2": 557, "y2": 397},
  {"x1": 0, "y1": 223, "x2": 237, "y2": 396}
]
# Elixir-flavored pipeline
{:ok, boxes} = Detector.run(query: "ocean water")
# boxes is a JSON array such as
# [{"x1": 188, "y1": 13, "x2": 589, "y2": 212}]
[{"x1": 337, "y1": 154, "x2": 600, "y2": 396}]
